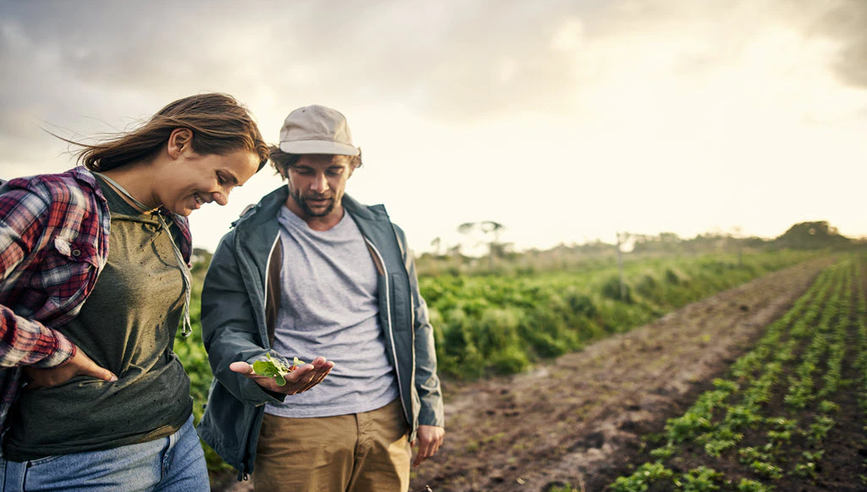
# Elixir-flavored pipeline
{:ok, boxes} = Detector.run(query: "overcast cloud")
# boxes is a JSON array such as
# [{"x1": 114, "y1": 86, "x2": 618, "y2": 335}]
[
  {"x1": 1, "y1": 0, "x2": 865, "y2": 252},
  {"x1": 5, "y1": 0, "x2": 863, "y2": 123}
]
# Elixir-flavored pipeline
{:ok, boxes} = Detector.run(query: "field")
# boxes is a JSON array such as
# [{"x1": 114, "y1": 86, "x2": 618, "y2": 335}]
[
  {"x1": 603, "y1": 253, "x2": 866, "y2": 492},
  {"x1": 408, "y1": 256, "x2": 845, "y2": 491},
  {"x1": 421, "y1": 250, "x2": 818, "y2": 380},
  {"x1": 175, "y1": 248, "x2": 867, "y2": 491}
]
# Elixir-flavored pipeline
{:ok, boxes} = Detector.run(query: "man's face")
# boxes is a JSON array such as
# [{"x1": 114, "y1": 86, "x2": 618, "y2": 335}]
[{"x1": 285, "y1": 154, "x2": 355, "y2": 222}]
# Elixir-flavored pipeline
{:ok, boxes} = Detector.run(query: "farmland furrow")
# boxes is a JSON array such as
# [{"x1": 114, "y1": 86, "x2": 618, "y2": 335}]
[
  {"x1": 410, "y1": 257, "x2": 832, "y2": 491},
  {"x1": 605, "y1": 254, "x2": 866, "y2": 491}
]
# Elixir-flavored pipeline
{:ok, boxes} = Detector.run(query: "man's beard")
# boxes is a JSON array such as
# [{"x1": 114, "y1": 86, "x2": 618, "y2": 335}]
[{"x1": 292, "y1": 189, "x2": 336, "y2": 217}]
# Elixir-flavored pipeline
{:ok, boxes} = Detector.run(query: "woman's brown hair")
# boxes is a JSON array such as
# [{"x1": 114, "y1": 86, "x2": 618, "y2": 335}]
[{"x1": 72, "y1": 93, "x2": 269, "y2": 172}]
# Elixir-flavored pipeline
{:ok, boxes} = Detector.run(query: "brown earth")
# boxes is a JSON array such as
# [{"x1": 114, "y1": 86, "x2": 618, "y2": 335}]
[
  {"x1": 216, "y1": 258, "x2": 833, "y2": 492},
  {"x1": 635, "y1": 256, "x2": 867, "y2": 492}
]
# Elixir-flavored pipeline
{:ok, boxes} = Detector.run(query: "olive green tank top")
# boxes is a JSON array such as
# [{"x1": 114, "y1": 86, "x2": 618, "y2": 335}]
[{"x1": 3, "y1": 176, "x2": 192, "y2": 461}]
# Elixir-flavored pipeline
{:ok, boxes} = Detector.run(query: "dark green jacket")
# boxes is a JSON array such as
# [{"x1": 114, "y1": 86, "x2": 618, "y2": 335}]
[{"x1": 196, "y1": 186, "x2": 444, "y2": 480}]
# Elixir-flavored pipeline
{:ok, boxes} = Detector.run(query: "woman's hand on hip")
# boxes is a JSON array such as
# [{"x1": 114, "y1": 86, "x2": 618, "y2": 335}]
[{"x1": 24, "y1": 346, "x2": 118, "y2": 389}]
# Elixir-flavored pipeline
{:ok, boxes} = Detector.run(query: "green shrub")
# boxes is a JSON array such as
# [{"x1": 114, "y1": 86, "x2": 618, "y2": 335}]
[
  {"x1": 664, "y1": 267, "x2": 689, "y2": 286},
  {"x1": 489, "y1": 345, "x2": 531, "y2": 374},
  {"x1": 601, "y1": 275, "x2": 633, "y2": 303}
]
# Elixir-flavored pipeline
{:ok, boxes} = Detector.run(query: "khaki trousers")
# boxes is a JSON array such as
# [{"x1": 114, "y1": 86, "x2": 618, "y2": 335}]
[{"x1": 253, "y1": 399, "x2": 410, "y2": 492}]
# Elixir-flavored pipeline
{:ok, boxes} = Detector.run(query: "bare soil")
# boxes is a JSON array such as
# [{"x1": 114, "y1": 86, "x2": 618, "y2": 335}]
[
  {"x1": 215, "y1": 258, "x2": 834, "y2": 492},
  {"x1": 410, "y1": 258, "x2": 833, "y2": 492},
  {"x1": 634, "y1": 257, "x2": 867, "y2": 492}
]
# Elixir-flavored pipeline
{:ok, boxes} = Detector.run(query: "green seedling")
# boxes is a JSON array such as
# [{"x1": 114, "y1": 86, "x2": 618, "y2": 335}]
[{"x1": 252, "y1": 353, "x2": 304, "y2": 386}]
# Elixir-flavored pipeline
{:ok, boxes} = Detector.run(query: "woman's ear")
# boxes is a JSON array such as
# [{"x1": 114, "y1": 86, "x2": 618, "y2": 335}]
[{"x1": 168, "y1": 128, "x2": 193, "y2": 157}]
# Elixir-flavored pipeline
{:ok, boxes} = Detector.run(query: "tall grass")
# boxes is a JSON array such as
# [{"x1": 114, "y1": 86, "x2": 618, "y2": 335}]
[{"x1": 423, "y1": 250, "x2": 818, "y2": 378}]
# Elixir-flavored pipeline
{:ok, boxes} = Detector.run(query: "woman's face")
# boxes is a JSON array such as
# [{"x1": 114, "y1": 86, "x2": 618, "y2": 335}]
[{"x1": 159, "y1": 148, "x2": 260, "y2": 216}]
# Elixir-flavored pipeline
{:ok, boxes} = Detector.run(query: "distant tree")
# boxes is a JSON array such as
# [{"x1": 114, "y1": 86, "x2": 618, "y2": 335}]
[
  {"x1": 659, "y1": 232, "x2": 680, "y2": 243},
  {"x1": 744, "y1": 236, "x2": 768, "y2": 248},
  {"x1": 774, "y1": 221, "x2": 850, "y2": 249},
  {"x1": 457, "y1": 221, "x2": 507, "y2": 269},
  {"x1": 430, "y1": 236, "x2": 442, "y2": 256},
  {"x1": 457, "y1": 222, "x2": 475, "y2": 235}
]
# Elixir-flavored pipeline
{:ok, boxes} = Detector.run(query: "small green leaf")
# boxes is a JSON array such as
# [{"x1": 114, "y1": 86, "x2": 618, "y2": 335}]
[
  {"x1": 252, "y1": 353, "x2": 298, "y2": 385},
  {"x1": 252, "y1": 360, "x2": 277, "y2": 377}
]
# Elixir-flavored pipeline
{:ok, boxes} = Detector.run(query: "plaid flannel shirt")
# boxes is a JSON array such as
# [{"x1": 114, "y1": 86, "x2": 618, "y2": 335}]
[{"x1": 0, "y1": 167, "x2": 192, "y2": 429}]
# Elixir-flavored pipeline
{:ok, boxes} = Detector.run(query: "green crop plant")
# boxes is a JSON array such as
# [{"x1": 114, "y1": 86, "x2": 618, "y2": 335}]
[
  {"x1": 817, "y1": 400, "x2": 839, "y2": 414},
  {"x1": 610, "y1": 461, "x2": 674, "y2": 492},
  {"x1": 723, "y1": 405, "x2": 763, "y2": 430},
  {"x1": 738, "y1": 445, "x2": 773, "y2": 465},
  {"x1": 807, "y1": 415, "x2": 835, "y2": 446},
  {"x1": 701, "y1": 428, "x2": 742, "y2": 458},
  {"x1": 736, "y1": 478, "x2": 774, "y2": 492},
  {"x1": 666, "y1": 411, "x2": 714, "y2": 444},
  {"x1": 605, "y1": 256, "x2": 865, "y2": 492},
  {"x1": 649, "y1": 443, "x2": 675, "y2": 460},
  {"x1": 749, "y1": 460, "x2": 784, "y2": 480},
  {"x1": 675, "y1": 466, "x2": 723, "y2": 491},
  {"x1": 764, "y1": 417, "x2": 798, "y2": 432},
  {"x1": 818, "y1": 268, "x2": 850, "y2": 399},
  {"x1": 766, "y1": 429, "x2": 792, "y2": 447},
  {"x1": 783, "y1": 267, "x2": 846, "y2": 410},
  {"x1": 783, "y1": 373, "x2": 813, "y2": 410},
  {"x1": 792, "y1": 450, "x2": 824, "y2": 480}
]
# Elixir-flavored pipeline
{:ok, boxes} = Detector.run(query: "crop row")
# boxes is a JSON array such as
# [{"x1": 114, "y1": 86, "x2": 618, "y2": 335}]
[{"x1": 608, "y1": 254, "x2": 864, "y2": 491}]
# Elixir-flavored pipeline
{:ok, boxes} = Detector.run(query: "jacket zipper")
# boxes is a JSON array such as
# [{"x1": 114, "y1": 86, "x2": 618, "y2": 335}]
[
  {"x1": 240, "y1": 233, "x2": 282, "y2": 479},
  {"x1": 262, "y1": 231, "x2": 280, "y2": 338},
  {"x1": 364, "y1": 237, "x2": 410, "y2": 425},
  {"x1": 262, "y1": 233, "x2": 281, "y2": 346}
]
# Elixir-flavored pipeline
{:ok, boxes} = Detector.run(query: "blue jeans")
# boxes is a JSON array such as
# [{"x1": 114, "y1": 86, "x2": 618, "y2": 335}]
[{"x1": 0, "y1": 415, "x2": 208, "y2": 492}]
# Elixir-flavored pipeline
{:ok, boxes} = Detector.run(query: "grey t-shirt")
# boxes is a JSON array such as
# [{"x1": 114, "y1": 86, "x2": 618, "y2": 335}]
[{"x1": 265, "y1": 206, "x2": 398, "y2": 418}]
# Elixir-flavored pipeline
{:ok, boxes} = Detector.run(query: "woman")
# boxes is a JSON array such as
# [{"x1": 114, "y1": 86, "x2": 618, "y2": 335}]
[{"x1": 0, "y1": 93, "x2": 269, "y2": 491}]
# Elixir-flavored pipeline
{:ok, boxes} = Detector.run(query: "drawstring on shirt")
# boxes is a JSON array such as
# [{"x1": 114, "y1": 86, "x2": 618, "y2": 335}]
[{"x1": 92, "y1": 172, "x2": 193, "y2": 338}]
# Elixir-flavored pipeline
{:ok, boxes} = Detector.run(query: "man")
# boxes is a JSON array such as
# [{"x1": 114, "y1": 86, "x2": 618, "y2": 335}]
[{"x1": 197, "y1": 105, "x2": 445, "y2": 491}]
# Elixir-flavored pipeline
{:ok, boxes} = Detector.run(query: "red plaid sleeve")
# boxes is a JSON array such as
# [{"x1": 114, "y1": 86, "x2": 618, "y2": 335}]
[
  {"x1": 0, "y1": 306, "x2": 76, "y2": 368},
  {"x1": 0, "y1": 186, "x2": 76, "y2": 369}
]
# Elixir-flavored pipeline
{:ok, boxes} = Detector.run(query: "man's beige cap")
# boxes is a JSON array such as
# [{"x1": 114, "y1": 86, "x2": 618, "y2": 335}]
[{"x1": 278, "y1": 105, "x2": 360, "y2": 156}]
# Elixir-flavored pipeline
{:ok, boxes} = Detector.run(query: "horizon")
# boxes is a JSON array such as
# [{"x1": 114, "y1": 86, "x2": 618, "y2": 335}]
[
  {"x1": 186, "y1": 217, "x2": 860, "y2": 257},
  {"x1": 2, "y1": 0, "x2": 865, "y2": 255}
]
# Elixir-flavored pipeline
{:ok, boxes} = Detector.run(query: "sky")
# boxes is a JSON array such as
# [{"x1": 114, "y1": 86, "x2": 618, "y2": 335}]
[{"x1": 1, "y1": 0, "x2": 865, "y2": 255}]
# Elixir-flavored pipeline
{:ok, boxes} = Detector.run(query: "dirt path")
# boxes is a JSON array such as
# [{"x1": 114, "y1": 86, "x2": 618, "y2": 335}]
[
  {"x1": 215, "y1": 258, "x2": 830, "y2": 492},
  {"x1": 410, "y1": 258, "x2": 831, "y2": 492}
]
